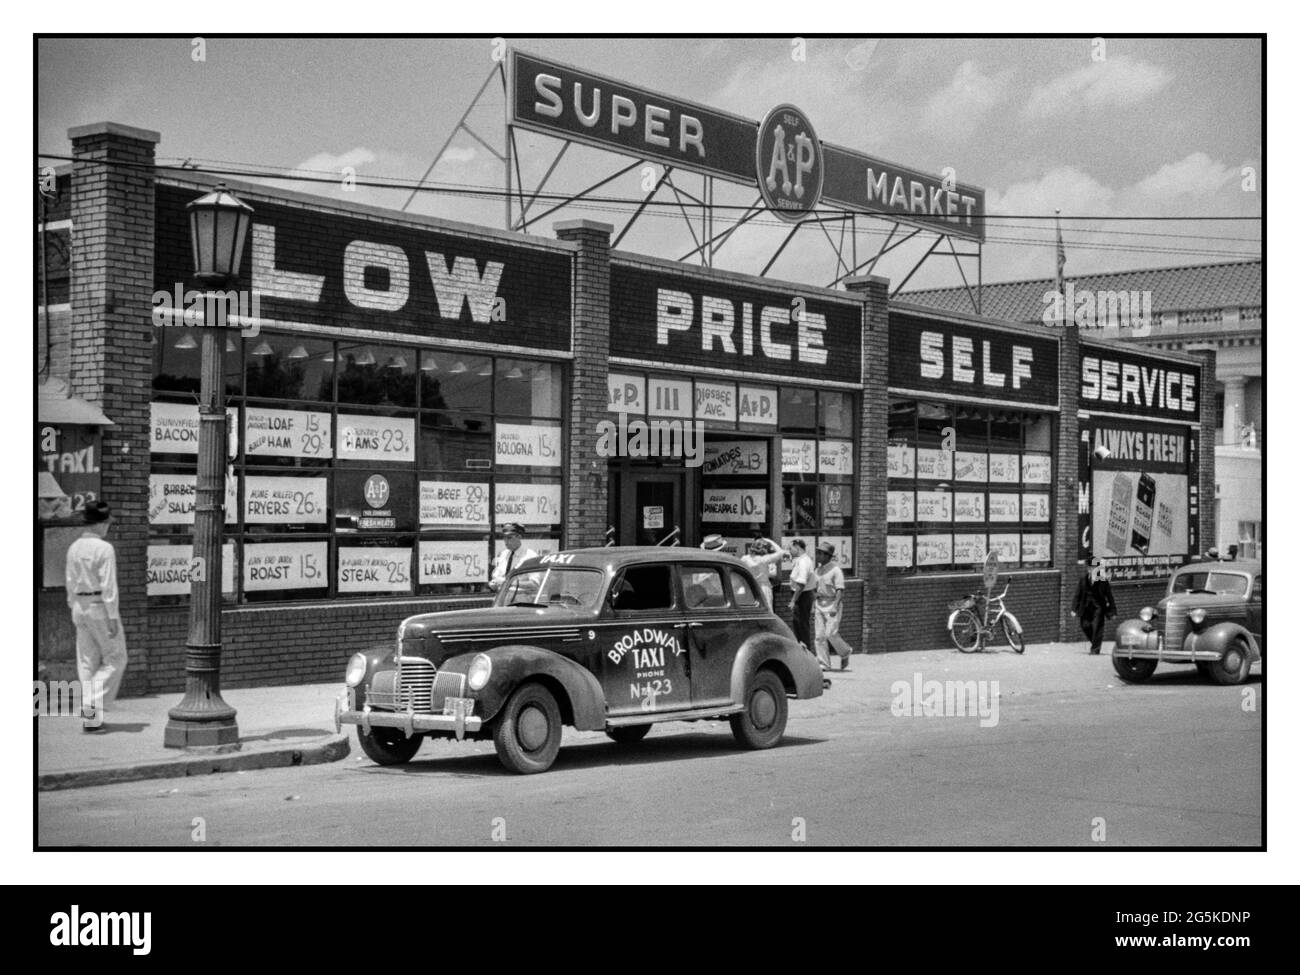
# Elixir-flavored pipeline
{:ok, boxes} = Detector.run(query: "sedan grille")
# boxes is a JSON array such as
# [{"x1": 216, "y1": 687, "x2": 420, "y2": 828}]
[
  {"x1": 1162, "y1": 613, "x2": 1186, "y2": 654},
  {"x1": 366, "y1": 657, "x2": 436, "y2": 712}
]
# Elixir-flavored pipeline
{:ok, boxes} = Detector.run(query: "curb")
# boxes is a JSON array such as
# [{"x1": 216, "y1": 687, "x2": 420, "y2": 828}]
[{"x1": 38, "y1": 733, "x2": 351, "y2": 792}]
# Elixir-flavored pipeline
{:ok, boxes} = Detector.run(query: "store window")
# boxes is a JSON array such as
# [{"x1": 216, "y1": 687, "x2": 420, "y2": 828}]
[
  {"x1": 149, "y1": 332, "x2": 566, "y2": 604},
  {"x1": 781, "y1": 388, "x2": 856, "y2": 574},
  {"x1": 887, "y1": 399, "x2": 1054, "y2": 574}
]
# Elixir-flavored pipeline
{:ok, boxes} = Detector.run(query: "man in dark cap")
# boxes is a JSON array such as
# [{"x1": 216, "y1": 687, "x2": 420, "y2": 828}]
[
  {"x1": 64, "y1": 501, "x2": 127, "y2": 730},
  {"x1": 1071, "y1": 556, "x2": 1117, "y2": 655},
  {"x1": 490, "y1": 522, "x2": 538, "y2": 592}
]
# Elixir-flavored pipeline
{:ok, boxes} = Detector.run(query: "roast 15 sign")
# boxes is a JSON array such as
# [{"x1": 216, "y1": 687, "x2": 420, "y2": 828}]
[
  {"x1": 244, "y1": 540, "x2": 327, "y2": 591},
  {"x1": 1080, "y1": 344, "x2": 1200, "y2": 421},
  {"x1": 757, "y1": 104, "x2": 823, "y2": 222}
]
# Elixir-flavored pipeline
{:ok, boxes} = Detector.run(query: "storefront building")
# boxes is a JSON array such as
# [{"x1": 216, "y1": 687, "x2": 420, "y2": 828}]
[{"x1": 35, "y1": 122, "x2": 1215, "y2": 691}]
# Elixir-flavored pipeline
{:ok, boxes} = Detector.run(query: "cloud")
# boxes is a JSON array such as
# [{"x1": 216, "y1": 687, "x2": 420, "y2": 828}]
[
  {"x1": 1129, "y1": 151, "x2": 1236, "y2": 201},
  {"x1": 923, "y1": 60, "x2": 1010, "y2": 138},
  {"x1": 1023, "y1": 57, "x2": 1172, "y2": 118}
]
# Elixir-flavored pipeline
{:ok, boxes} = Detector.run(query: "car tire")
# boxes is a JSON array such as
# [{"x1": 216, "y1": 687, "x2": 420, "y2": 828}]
[
  {"x1": 1112, "y1": 654, "x2": 1157, "y2": 683},
  {"x1": 1208, "y1": 639, "x2": 1252, "y2": 686},
  {"x1": 1003, "y1": 619, "x2": 1025, "y2": 653},
  {"x1": 730, "y1": 669, "x2": 789, "y2": 750},
  {"x1": 606, "y1": 724, "x2": 652, "y2": 744},
  {"x1": 492, "y1": 682, "x2": 563, "y2": 774},
  {"x1": 356, "y1": 726, "x2": 423, "y2": 765},
  {"x1": 951, "y1": 610, "x2": 982, "y2": 653}
]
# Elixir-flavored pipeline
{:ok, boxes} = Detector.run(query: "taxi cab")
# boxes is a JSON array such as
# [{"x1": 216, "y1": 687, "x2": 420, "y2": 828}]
[{"x1": 336, "y1": 547, "x2": 825, "y2": 773}]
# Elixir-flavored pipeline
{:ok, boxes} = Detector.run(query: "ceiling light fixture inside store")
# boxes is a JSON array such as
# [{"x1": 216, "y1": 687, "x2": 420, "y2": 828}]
[
  {"x1": 287, "y1": 344, "x2": 309, "y2": 359},
  {"x1": 421, "y1": 355, "x2": 439, "y2": 372},
  {"x1": 387, "y1": 354, "x2": 408, "y2": 370},
  {"x1": 174, "y1": 334, "x2": 198, "y2": 350},
  {"x1": 450, "y1": 360, "x2": 467, "y2": 374},
  {"x1": 251, "y1": 340, "x2": 274, "y2": 356},
  {"x1": 355, "y1": 349, "x2": 377, "y2": 366}
]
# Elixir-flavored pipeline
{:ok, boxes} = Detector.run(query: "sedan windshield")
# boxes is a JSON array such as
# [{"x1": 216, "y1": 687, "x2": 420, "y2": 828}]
[
  {"x1": 496, "y1": 567, "x2": 604, "y2": 609},
  {"x1": 1169, "y1": 571, "x2": 1250, "y2": 597}
]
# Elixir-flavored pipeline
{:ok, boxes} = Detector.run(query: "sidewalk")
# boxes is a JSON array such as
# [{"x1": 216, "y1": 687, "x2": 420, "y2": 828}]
[{"x1": 37, "y1": 682, "x2": 349, "y2": 791}]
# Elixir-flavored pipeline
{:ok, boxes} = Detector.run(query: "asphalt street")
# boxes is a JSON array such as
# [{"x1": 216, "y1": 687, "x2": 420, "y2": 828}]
[{"x1": 38, "y1": 643, "x2": 1262, "y2": 847}]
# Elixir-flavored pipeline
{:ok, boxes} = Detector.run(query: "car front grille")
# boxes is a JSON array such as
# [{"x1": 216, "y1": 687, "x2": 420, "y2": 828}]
[
  {"x1": 1162, "y1": 613, "x2": 1186, "y2": 654},
  {"x1": 365, "y1": 659, "x2": 468, "y2": 714}
]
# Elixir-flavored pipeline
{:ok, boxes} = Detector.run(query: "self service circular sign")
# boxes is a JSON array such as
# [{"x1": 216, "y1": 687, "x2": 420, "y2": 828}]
[
  {"x1": 363, "y1": 474, "x2": 390, "y2": 509},
  {"x1": 756, "y1": 103, "x2": 823, "y2": 222}
]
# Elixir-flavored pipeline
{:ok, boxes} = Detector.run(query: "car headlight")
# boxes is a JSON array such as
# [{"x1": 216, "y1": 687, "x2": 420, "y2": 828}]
[
  {"x1": 1139, "y1": 606, "x2": 1154, "y2": 622},
  {"x1": 467, "y1": 653, "x2": 493, "y2": 691},
  {"x1": 345, "y1": 652, "x2": 367, "y2": 687},
  {"x1": 1189, "y1": 608, "x2": 1206, "y2": 626}
]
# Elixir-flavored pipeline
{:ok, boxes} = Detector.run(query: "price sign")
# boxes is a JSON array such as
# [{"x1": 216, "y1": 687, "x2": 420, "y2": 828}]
[
  {"x1": 245, "y1": 407, "x2": 332, "y2": 459},
  {"x1": 781, "y1": 439, "x2": 816, "y2": 474},
  {"x1": 887, "y1": 490, "x2": 914, "y2": 523},
  {"x1": 817, "y1": 440, "x2": 853, "y2": 475},
  {"x1": 146, "y1": 542, "x2": 236, "y2": 596},
  {"x1": 702, "y1": 488, "x2": 766, "y2": 523},
  {"x1": 150, "y1": 402, "x2": 238, "y2": 456},
  {"x1": 495, "y1": 423, "x2": 562, "y2": 468},
  {"x1": 338, "y1": 547, "x2": 412, "y2": 593},
  {"x1": 989, "y1": 453, "x2": 1020, "y2": 484},
  {"x1": 419, "y1": 481, "x2": 489, "y2": 527},
  {"x1": 418, "y1": 540, "x2": 489, "y2": 585},
  {"x1": 954, "y1": 451, "x2": 988, "y2": 482},
  {"x1": 988, "y1": 534, "x2": 1020, "y2": 563},
  {"x1": 916, "y1": 534, "x2": 952, "y2": 567},
  {"x1": 1022, "y1": 493, "x2": 1051, "y2": 522},
  {"x1": 243, "y1": 541, "x2": 328, "y2": 592},
  {"x1": 887, "y1": 444, "x2": 915, "y2": 478},
  {"x1": 1022, "y1": 533, "x2": 1052, "y2": 563},
  {"x1": 887, "y1": 535, "x2": 914, "y2": 568},
  {"x1": 244, "y1": 476, "x2": 328, "y2": 524},
  {"x1": 702, "y1": 440, "x2": 768, "y2": 475},
  {"x1": 1021, "y1": 454, "x2": 1052, "y2": 484},
  {"x1": 916, "y1": 490, "x2": 952, "y2": 522},
  {"x1": 148, "y1": 474, "x2": 236, "y2": 525},
  {"x1": 495, "y1": 482, "x2": 562, "y2": 525},
  {"x1": 988, "y1": 493, "x2": 1021, "y2": 522},
  {"x1": 955, "y1": 534, "x2": 987, "y2": 566},
  {"x1": 954, "y1": 492, "x2": 985, "y2": 522},
  {"x1": 337, "y1": 414, "x2": 415, "y2": 463},
  {"x1": 916, "y1": 447, "x2": 954, "y2": 480}
]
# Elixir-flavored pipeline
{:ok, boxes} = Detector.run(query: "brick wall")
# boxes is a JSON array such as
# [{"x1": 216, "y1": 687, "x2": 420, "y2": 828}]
[{"x1": 883, "y1": 570, "x2": 1062, "y2": 652}]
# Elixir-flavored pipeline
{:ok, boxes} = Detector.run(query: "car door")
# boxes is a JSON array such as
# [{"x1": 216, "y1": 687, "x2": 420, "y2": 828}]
[
  {"x1": 678, "y1": 563, "x2": 744, "y2": 710},
  {"x1": 598, "y1": 562, "x2": 692, "y2": 718}
]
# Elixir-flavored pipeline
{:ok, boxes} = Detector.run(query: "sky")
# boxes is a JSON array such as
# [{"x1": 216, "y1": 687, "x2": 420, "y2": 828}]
[{"x1": 37, "y1": 36, "x2": 1262, "y2": 293}]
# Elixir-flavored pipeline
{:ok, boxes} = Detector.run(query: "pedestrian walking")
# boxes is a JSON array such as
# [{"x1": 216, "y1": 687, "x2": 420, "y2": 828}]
[
  {"x1": 740, "y1": 536, "x2": 783, "y2": 610},
  {"x1": 490, "y1": 523, "x2": 538, "y2": 592},
  {"x1": 65, "y1": 501, "x2": 127, "y2": 731},
  {"x1": 1072, "y1": 557, "x2": 1117, "y2": 655},
  {"x1": 786, "y1": 539, "x2": 815, "y2": 656},
  {"x1": 813, "y1": 541, "x2": 853, "y2": 670}
]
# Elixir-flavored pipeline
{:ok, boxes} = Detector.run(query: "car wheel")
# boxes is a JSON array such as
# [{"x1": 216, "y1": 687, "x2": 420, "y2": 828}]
[
  {"x1": 1208, "y1": 640, "x2": 1252, "y2": 686},
  {"x1": 1112, "y1": 654, "x2": 1157, "y2": 683},
  {"x1": 730, "y1": 669, "x2": 789, "y2": 750},
  {"x1": 1003, "y1": 619, "x2": 1025, "y2": 653},
  {"x1": 606, "y1": 724, "x2": 652, "y2": 744},
  {"x1": 356, "y1": 726, "x2": 423, "y2": 765},
  {"x1": 951, "y1": 610, "x2": 982, "y2": 652},
  {"x1": 492, "y1": 682, "x2": 563, "y2": 774}
]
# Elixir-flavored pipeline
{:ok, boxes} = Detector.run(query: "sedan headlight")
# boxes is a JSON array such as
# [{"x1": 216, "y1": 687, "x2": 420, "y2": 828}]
[
  {"x1": 467, "y1": 653, "x2": 493, "y2": 691},
  {"x1": 345, "y1": 652, "x2": 367, "y2": 687},
  {"x1": 1188, "y1": 608, "x2": 1206, "y2": 626},
  {"x1": 1139, "y1": 606, "x2": 1154, "y2": 622}
]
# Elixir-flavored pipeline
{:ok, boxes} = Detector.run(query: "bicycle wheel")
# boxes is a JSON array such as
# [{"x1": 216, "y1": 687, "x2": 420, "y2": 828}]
[
  {"x1": 1003, "y1": 618, "x2": 1025, "y2": 653},
  {"x1": 950, "y1": 609, "x2": 983, "y2": 652}
]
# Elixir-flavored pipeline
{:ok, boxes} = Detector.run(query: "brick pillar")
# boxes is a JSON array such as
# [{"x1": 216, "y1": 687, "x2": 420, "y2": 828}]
[
  {"x1": 1055, "y1": 321, "x2": 1080, "y2": 640},
  {"x1": 68, "y1": 122, "x2": 159, "y2": 694},
  {"x1": 844, "y1": 275, "x2": 889, "y2": 653},
  {"x1": 554, "y1": 220, "x2": 613, "y2": 549},
  {"x1": 1185, "y1": 345, "x2": 1218, "y2": 556}
]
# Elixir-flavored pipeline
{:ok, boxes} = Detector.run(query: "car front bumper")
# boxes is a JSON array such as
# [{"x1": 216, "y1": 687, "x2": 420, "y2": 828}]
[
  {"x1": 335, "y1": 692, "x2": 482, "y2": 739},
  {"x1": 1112, "y1": 625, "x2": 1233, "y2": 662}
]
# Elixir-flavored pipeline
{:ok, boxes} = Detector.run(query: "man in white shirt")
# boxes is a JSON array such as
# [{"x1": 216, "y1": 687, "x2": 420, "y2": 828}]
[
  {"x1": 490, "y1": 523, "x2": 538, "y2": 592},
  {"x1": 786, "y1": 539, "x2": 815, "y2": 655},
  {"x1": 64, "y1": 501, "x2": 127, "y2": 731}
]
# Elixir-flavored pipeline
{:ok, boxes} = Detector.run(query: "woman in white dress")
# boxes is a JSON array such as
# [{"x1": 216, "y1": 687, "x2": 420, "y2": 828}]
[{"x1": 741, "y1": 537, "x2": 784, "y2": 610}]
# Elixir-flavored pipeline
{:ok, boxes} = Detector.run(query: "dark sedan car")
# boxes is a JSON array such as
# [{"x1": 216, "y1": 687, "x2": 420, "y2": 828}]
[
  {"x1": 336, "y1": 547, "x2": 824, "y2": 773},
  {"x1": 1112, "y1": 560, "x2": 1263, "y2": 685}
]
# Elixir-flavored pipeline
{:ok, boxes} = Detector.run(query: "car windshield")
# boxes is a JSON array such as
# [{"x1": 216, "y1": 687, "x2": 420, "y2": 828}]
[
  {"x1": 496, "y1": 567, "x2": 604, "y2": 609},
  {"x1": 1169, "y1": 571, "x2": 1250, "y2": 597}
]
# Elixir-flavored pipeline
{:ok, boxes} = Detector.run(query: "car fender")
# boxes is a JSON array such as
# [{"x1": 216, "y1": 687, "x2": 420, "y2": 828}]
[
  {"x1": 1185, "y1": 622, "x2": 1261, "y2": 662},
  {"x1": 1114, "y1": 618, "x2": 1158, "y2": 654},
  {"x1": 730, "y1": 631, "x2": 823, "y2": 701},
  {"x1": 440, "y1": 645, "x2": 607, "y2": 729}
]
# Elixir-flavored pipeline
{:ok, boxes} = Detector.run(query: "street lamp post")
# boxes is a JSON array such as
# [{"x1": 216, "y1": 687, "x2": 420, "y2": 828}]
[{"x1": 164, "y1": 184, "x2": 253, "y2": 749}]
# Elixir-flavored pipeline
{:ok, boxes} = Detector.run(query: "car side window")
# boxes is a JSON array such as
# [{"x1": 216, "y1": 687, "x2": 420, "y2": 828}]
[
  {"x1": 681, "y1": 567, "x2": 728, "y2": 611},
  {"x1": 1253, "y1": 575, "x2": 1263, "y2": 600},
  {"x1": 609, "y1": 565, "x2": 674, "y2": 613},
  {"x1": 729, "y1": 569, "x2": 760, "y2": 608}
]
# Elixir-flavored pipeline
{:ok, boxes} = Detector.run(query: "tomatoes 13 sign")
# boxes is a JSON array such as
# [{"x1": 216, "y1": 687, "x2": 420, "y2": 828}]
[{"x1": 756, "y1": 104, "x2": 823, "y2": 222}]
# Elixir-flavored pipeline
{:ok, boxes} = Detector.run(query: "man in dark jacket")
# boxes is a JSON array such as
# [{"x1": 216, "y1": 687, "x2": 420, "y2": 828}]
[{"x1": 1072, "y1": 557, "x2": 1118, "y2": 654}]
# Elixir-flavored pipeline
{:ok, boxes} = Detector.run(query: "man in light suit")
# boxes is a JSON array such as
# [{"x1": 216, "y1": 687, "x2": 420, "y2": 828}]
[
  {"x1": 490, "y1": 523, "x2": 538, "y2": 592},
  {"x1": 65, "y1": 501, "x2": 126, "y2": 731}
]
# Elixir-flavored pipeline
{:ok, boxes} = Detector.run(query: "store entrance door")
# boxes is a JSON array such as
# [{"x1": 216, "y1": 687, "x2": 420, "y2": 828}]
[{"x1": 614, "y1": 467, "x2": 686, "y2": 547}]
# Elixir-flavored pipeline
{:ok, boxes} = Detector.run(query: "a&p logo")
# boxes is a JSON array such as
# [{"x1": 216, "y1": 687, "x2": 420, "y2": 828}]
[{"x1": 756, "y1": 103, "x2": 823, "y2": 222}]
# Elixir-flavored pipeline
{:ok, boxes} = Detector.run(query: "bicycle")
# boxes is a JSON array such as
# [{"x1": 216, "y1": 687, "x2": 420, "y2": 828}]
[{"x1": 947, "y1": 584, "x2": 1025, "y2": 653}]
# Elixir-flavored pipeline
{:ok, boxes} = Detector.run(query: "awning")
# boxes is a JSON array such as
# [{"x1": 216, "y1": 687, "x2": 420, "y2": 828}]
[{"x1": 37, "y1": 377, "x2": 114, "y2": 426}]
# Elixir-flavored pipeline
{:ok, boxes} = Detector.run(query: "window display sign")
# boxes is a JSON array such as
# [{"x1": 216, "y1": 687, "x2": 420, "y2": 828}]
[
  {"x1": 418, "y1": 539, "x2": 489, "y2": 585},
  {"x1": 822, "y1": 483, "x2": 850, "y2": 525},
  {"x1": 1022, "y1": 533, "x2": 1052, "y2": 563},
  {"x1": 738, "y1": 385, "x2": 778, "y2": 426},
  {"x1": 150, "y1": 402, "x2": 238, "y2": 455},
  {"x1": 336, "y1": 414, "x2": 415, "y2": 463},
  {"x1": 916, "y1": 447, "x2": 953, "y2": 480},
  {"x1": 954, "y1": 492, "x2": 985, "y2": 523},
  {"x1": 1093, "y1": 470, "x2": 1188, "y2": 558},
  {"x1": 988, "y1": 453, "x2": 1020, "y2": 484},
  {"x1": 1022, "y1": 493, "x2": 1051, "y2": 522},
  {"x1": 147, "y1": 542, "x2": 236, "y2": 597},
  {"x1": 1022, "y1": 454, "x2": 1052, "y2": 484},
  {"x1": 988, "y1": 493, "x2": 1021, "y2": 522},
  {"x1": 37, "y1": 424, "x2": 101, "y2": 521},
  {"x1": 819, "y1": 535, "x2": 852, "y2": 570},
  {"x1": 495, "y1": 482, "x2": 562, "y2": 525},
  {"x1": 419, "y1": 480, "x2": 489, "y2": 527},
  {"x1": 953, "y1": 451, "x2": 987, "y2": 482},
  {"x1": 608, "y1": 373, "x2": 646, "y2": 413},
  {"x1": 887, "y1": 443, "x2": 915, "y2": 478},
  {"x1": 887, "y1": 490, "x2": 915, "y2": 523},
  {"x1": 244, "y1": 476, "x2": 328, "y2": 525},
  {"x1": 148, "y1": 474, "x2": 237, "y2": 525},
  {"x1": 244, "y1": 407, "x2": 332, "y2": 459},
  {"x1": 243, "y1": 540, "x2": 327, "y2": 592},
  {"x1": 702, "y1": 488, "x2": 766, "y2": 523},
  {"x1": 987, "y1": 533, "x2": 1020, "y2": 562},
  {"x1": 702, "y1": 440, "x2": 768, "y2": 475},
  {"x1": 336, "y1": 471, "x2": 414, "y2": 532},
  {"x1": 916, "y1": 490, "x2": 952, "y2": 522},
  {"x1": 782, "y1": 439, "x2": 816, "y2": 474},
  {"x1": 818, "y1": 440, "x2": 853, "y2": 476},
  {"x1": 649, "y1": 377, "x2": 692, "y2": 418},
  {"x1": 953, "y1": 534, "x2": 987, "y2": 566},
  {"x1": 495, "y1": 422, "x2": 562, "y2": 467},
  {"x1": 916, "y1": 534, "x2": 952, "y2": 567},
  {"x1": 694, "y1": 382, "x2": 737, "y2": 423},
  {"x1": 338, "y1": 546, "x2": 412, "y2": 593},
  {"x1": 887, "y1": 535, "x2": 913, "y2": 568}
]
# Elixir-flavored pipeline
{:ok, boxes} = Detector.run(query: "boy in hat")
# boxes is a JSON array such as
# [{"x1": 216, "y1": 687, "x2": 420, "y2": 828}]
[
  {"x1": 490, "y1": 523, "x2": 538, "y2": 592},
  {"x1": 700, "y1": 534, "x2": 727, "y2": 552},
  {"x1": 1071, "y1": 557, "x2": 1117, "y2": 654},
  {"x1": 65, "y1": 501, "x2": 127, "y2": 730},
  {"x1": 813, "y1": 541, "x2": 852, "y2": 670}
]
